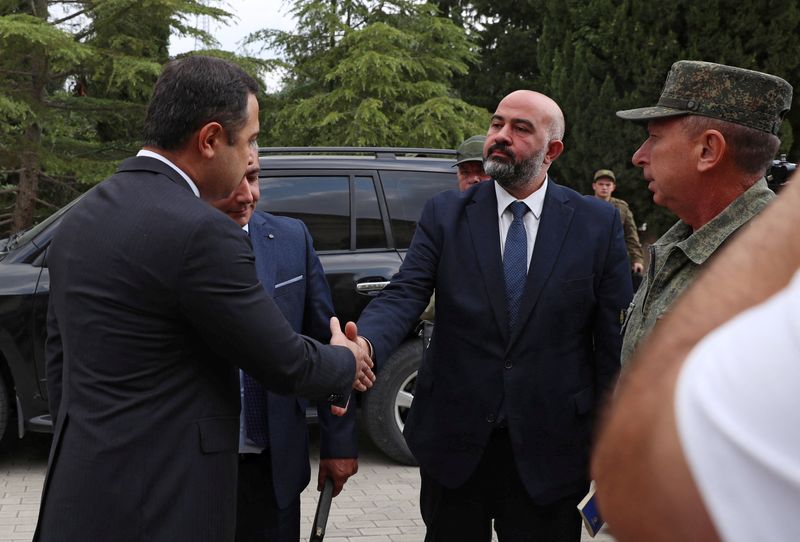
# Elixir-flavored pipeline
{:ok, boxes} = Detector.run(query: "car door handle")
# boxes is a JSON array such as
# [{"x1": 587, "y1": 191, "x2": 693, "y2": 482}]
[{"x1": 356, "y1": 281, "x2": 390, "y2": 293}]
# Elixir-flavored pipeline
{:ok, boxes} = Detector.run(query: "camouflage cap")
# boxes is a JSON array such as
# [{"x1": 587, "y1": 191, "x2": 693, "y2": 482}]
[
  {"x1": 453, "y1": 135, "x2": 486, "y2": 167},
  {"x1": 593, "y1": 169, "x2": 616, "y2": 182},
  {"x1": 617, "y1": 61, "x2": 793, "y2": 135}
]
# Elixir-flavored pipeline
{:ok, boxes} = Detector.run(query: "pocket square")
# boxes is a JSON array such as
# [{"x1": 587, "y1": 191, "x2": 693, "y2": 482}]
[{"x1": 274, "y1": 275, "x2": 303, "y2": 289}]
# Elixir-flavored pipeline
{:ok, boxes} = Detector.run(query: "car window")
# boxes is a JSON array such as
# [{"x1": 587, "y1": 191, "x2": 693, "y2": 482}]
[
  {"x1": 380, "y1": 170, "x2": 457, "y2": 249},
  {"x1": 355, "y1": 176, "x2": 385, "y2": 249},
  {"x1": 259, "y1": 176, "x2": 349, "y2": 251}
]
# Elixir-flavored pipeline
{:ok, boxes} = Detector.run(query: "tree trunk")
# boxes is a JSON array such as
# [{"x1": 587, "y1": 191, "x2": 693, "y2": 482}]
[
  {"x1": 9, "y1": 0, "x2": 47, "y2": 234},
  {"x1": 11, "y1": 123, "x2": 41, "y2": 234}
]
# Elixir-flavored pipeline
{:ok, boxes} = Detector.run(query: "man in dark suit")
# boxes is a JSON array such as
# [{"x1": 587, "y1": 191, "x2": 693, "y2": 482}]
[
  {"x1": 211, "y1": 161, "x2": 358, "y2": 541},
  {"x1": 354, "y1": 90, "x2": 632, "y2": 541},
  {"x1": 35, "y1": 56, "x2": 373, "y2": 542}
]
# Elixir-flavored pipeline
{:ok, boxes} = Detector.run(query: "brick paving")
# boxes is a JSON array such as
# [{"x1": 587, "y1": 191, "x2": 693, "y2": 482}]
[{"x1": 0, "y1": 426, "x2": 614, "y2": 541}]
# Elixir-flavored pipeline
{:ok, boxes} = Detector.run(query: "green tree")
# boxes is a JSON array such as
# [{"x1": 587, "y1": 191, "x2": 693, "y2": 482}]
[
  {"x1": 0, "y1": 0, "x2": 232, "y2": 235},
  {"x1": 256, "y1": 0, "x2": 489, "y2": 147}
]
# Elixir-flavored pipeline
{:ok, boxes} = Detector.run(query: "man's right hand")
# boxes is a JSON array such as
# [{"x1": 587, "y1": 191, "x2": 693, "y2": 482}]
[
  {"x1": 329, "y1": 317, "x2": 375, "y2": 393},
  {"x1": 344, "y1": 320, "x2": 373, "y2": 359}
]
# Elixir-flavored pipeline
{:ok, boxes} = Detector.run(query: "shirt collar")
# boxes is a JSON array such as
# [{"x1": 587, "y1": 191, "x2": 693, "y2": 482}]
[
  {"x1": 494, "y1": 176, "x2": 548, "y2": 219},
  {"x1": 137, "y1": 149, "x2": 200, "y2": 198},
  {"x1": 658, "y1": 178, "x2": 774, "y2": 265}
]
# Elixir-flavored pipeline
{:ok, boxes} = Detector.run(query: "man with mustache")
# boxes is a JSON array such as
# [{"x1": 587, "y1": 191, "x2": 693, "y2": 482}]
[
  {"x1": 211, "y1": 157, "x2": 358, "y2": 542},
  {"x1": 353, "y1": 90, "x2": 632, "y2": 541}
]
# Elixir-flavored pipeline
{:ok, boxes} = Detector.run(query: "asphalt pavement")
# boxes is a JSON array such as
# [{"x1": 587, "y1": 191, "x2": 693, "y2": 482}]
[{"x1": 0, "y1": 424, "x2": 615, "y2": 541}]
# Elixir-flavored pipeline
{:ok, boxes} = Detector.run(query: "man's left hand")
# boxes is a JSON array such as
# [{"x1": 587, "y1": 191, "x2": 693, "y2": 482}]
[{"x1": 318, "y1": 458, "x2": 358, "y2": 497}]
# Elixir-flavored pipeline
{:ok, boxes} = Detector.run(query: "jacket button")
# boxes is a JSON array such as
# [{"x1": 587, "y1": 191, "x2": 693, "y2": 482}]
[
  {"x1": 504, "y1": 359, "x2": 513, "y2": 369},
  {"x1": 487, "y1": 414, "x2": 495, "y2": 423}
]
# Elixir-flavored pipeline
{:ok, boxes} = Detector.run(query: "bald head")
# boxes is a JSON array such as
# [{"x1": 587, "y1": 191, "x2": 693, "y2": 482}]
[
  {"x1": 483, "y1": 90, "x2": 565, "y2": 198},
  {"x1": 498, "y1": 90, "x2": 565, "y2": 140}
]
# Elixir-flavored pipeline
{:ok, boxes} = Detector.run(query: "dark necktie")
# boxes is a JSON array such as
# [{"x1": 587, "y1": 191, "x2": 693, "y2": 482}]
[
  {"x1": 503, "y1": 201, "x2": 529, "y2": 329},
  {"x1": 242, "y1": 372, "x2": 269, "y2": 448}
]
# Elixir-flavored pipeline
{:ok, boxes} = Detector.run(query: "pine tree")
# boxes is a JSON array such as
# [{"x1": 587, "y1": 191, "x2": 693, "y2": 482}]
[
  {"x1": 0, "y1": 0, "x2": 232, "y2": 234},
  {"x1": 255, "y1": 0, "x2": 489, "y2": 147}
]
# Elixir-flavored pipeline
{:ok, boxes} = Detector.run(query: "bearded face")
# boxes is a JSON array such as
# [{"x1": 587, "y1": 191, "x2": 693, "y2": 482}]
[{"x1": 484, "y1": 142, "x2": 546, "y2": 191}]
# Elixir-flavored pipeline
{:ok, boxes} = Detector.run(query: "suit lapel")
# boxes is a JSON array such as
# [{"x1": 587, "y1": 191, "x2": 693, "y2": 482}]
[
  {"x1": 248, "y1": 212, "x2": 277, "y2": 296},
  {"x1": 509, "y1": 182, "x2": 574, "y2": 346},
  {"x1": 465, "y1": 183, "x2": 509, "y2": 343}
]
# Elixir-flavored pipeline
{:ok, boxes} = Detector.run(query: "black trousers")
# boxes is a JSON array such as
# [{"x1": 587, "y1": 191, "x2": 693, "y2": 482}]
[
  {"x1": 235, "y1": 450, "x2": 300, "y2": 542},
  {"x1": 420, "y1": 429, "x2": 587, "y2": 542}
]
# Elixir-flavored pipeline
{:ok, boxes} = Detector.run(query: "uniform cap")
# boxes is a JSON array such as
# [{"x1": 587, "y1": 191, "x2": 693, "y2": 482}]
[
  {"x1": 593, "y1": 169, "x2": 616, "y2": 182},
  {"x1": 617, "y1": 61, "x2": 793, "y2": 135},
  {"x1": 453, "y1": 135, "x2": 486, "y2": 166}
]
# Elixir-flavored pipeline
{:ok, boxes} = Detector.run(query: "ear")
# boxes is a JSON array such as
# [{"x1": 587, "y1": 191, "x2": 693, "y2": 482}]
[
  {"x1": 544, "y1": 139, "x2": 564, "y2": 164},
  {"x1": 696, "y1": 129, "x2": 726, "y2": 172},
  {"x1": 196, "y1": 122, "x2": 225, "y2": 159}
]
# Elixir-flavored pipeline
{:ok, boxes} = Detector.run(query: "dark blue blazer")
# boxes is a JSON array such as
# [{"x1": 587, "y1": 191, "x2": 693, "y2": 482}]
[
  {"x1": 248, "y1": 211, "x2": 357, "y2": 509},
  {"x1": 357, "y1": 179, "x2": 632, "y2": 504}
]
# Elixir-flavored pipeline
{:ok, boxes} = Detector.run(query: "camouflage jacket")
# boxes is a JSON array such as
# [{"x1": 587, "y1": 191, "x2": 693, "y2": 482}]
[
  {"x1": 609, "y1": 197, "x2": 644, "y2": 266},
  {"x1": 620, "y1": 178, "x2": 774, "y2": 367}
]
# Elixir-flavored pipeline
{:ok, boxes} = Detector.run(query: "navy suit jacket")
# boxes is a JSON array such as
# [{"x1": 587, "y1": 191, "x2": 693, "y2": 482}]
[
  {"x1": 357, "y1": 179, "x2": 632, "y2": 504},
  {"x1": 37, "y1": 157, "x2": 354, "y2": 542},
  {"x1": 247, "y1": 211, "x2": 357, "y2": 509}
]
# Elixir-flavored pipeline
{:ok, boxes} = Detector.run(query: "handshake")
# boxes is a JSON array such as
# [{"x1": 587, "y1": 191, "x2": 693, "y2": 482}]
[{"x1": 328, "y1": 317, "x2": 375, "y2": 416}]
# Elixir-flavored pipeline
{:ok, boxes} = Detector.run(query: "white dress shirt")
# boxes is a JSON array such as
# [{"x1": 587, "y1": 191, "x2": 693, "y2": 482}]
[
  {"x1": 137, "y1": 149, "x2": 200, "y2": 198},
  {"x1": 494, "y1": 177, "x2": 548, "y2": 270}
]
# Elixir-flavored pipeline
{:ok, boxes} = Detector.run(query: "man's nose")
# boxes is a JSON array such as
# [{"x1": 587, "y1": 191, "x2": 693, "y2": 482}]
[
  {"x1": 236, "y1": 180, "x2": 254, "y2": 202},
  {"x1": 493, "y1": 126, "x2": 512, "y2": 144},
  {"x1": 465, "y1": 173, "x2": 481, "y2": 184},
  {"x1": 632, "y1": 143, "x2": 648, "y2": 167}
]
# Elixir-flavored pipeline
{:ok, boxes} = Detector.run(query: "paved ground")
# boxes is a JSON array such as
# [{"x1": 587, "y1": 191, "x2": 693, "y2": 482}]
[{"x1": 0, "y1": 425, "x2": 614, "y2": 542}]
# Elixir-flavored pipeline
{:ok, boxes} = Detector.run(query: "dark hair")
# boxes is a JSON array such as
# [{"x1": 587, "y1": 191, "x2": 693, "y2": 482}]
[
  {"x1": 682, "y1": 115, "x2": 780, "y2": 176},
  {"x1": 142, "y1": 55, "x2": 260, "y2": 150}
]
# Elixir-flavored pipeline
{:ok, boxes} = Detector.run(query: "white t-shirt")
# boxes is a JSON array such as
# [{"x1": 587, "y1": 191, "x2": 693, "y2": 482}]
[{"x1": 675, "y1": 269, "x2": 800, "y2": 542}]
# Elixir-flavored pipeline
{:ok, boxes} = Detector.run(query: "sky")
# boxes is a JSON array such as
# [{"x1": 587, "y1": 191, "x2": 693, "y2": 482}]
[{"x1": 169, "y1": 0, "x2": 295, "y2": 58}]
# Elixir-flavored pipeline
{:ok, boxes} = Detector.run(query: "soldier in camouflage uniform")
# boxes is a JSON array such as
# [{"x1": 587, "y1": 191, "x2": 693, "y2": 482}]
[
  {"x1": 617, "y1": 60, "x2": 793, "y2": 367},
  {"x1": 592, "y1": 168, "x2": 645, "y2": 274}
]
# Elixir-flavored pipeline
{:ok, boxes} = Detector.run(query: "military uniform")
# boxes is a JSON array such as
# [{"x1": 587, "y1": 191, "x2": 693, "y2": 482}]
[
  {"x1": 616, "y1": 59, "x2": 791, "y2": 367},
  {"x1": 608, "y1": 196, "x2": 644, "y2": 268},
  {"x1": 620, "y1": 179, "x2": 774, "y2": 365}
]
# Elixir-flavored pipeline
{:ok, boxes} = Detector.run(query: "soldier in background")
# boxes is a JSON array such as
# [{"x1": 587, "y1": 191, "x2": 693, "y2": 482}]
[
  {"x1": 453, "y1": 135, "x2": 491, "y2": 192},
  {"x1": 592, "y1": 168, "x2": 645, "y2": 278},
  {"x1": 617, "y1": 60, "x2": 792, "y2": 367}
]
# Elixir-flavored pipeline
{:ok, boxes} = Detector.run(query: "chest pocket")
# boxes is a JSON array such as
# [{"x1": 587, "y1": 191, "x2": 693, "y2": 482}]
[{"x1": 273, "y1": 275, "x2": 304, "y2": 298}]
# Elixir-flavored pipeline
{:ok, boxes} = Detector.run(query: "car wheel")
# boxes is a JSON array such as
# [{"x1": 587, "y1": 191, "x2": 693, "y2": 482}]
[
  {"x1": 0, "y1": 376, "x2": 10, "y2": 442},
  {"x1": 361, "y1": 338, "x2": 419, "y2": 465}
]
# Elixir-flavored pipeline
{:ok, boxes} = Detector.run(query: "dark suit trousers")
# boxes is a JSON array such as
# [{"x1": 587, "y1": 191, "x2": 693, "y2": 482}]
[
  {"x1": 235, "y1": 451, "x2": 300, "y2": 542},
  {"x1": 420, "y1": 429, "x2": 587, "y2": 542}
]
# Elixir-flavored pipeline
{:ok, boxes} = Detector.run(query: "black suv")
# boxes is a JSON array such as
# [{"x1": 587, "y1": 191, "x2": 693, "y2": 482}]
[{"x1": 0, "y1": 147, "x2": 457, "y2": 464}]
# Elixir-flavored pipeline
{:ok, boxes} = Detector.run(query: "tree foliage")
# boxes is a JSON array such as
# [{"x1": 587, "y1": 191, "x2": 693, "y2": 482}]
[
  {"x1": 0, "y1": 0, "x2": 233, "y2": 234},
  {"x1": 4, "y1": 0, "x2": 800, "y2": 239},
  {"x1": 255, "y1": 0, "x2": 489, "y2": 147}
]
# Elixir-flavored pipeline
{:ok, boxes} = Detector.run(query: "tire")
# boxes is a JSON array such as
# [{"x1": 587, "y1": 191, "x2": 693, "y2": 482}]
[
  {"x1": 0, "y1": 375, "x2": 10, "y2": 443},
  {"x1": 362, "y1": 338, "x2": 420, "y2": 465}
]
